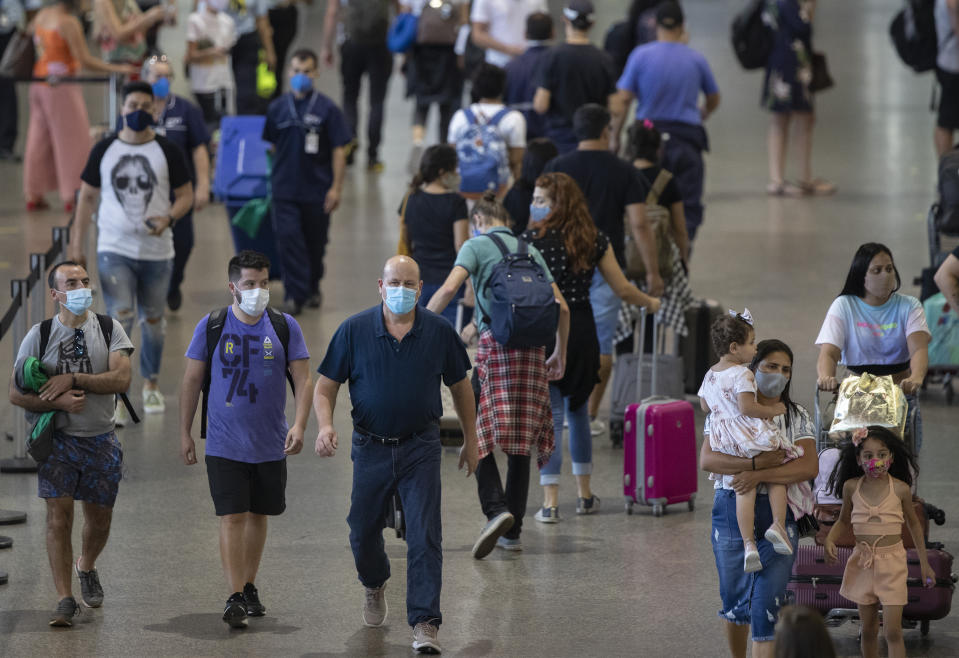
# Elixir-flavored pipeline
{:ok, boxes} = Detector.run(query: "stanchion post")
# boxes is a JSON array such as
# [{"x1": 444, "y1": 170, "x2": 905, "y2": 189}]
[
  {"x1": 1, "y1": 279, "x2": 38, "y2": 474},
  {"x1": 108, "y1": 73, "x2": 118, "y2": 131}
]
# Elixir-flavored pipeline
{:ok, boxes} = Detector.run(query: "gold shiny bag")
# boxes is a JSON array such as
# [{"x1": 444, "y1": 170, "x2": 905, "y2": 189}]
[{"x1": 830, "y1": 373, "x2": 907, "y2": 437}]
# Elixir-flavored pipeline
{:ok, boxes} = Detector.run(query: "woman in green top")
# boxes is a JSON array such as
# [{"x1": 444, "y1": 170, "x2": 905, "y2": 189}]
[{"x1": 428, "y1": 192, "x2": 570, "y2": 558}]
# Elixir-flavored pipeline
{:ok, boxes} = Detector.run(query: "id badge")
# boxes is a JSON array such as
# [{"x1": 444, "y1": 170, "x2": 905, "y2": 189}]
[{"x1": 305, "y1": 131, "x2": 319, "y2": 154}]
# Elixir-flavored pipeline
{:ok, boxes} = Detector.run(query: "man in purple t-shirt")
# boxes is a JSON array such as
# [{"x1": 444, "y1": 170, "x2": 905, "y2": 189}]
[{"x1": 179, "y1": 250, "x2": 313, "y2": 629}]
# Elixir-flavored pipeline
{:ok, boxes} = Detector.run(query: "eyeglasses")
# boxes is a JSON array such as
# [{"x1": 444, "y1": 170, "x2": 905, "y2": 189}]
[{"x1": 74, "y1": 328, "x2": 85, "y2": 358}]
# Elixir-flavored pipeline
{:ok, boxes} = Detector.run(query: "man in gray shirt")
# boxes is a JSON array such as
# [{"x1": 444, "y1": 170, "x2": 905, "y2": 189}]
[{"x1": 9, "y1": 261, "x2": 133, "y2": 628}]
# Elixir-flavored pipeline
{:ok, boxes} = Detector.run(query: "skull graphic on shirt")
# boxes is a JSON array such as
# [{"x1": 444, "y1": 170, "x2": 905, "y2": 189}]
[{"x1": 110, "y1": 154, "x2": 158, "y2": 221}]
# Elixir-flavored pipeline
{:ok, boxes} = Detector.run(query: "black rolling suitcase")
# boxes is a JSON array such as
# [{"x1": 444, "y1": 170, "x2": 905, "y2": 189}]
[{"x1": 681, "y1": 299, "x2": 723, "y2": 394}]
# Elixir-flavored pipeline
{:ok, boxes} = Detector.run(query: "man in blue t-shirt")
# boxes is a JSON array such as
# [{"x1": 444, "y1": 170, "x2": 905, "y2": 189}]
[
  {"x1": 263, "y1": 48, "x2": 352, "y2": 315},
  {"x1": 179, "y1": 250, "x2": 312, "y2": 629},
  {"x1": 313, "y1": 255, "x2": 478, "y2": 655},
  {"x1": 610, "y1": 0, "x2": 720, "y2": 243}
]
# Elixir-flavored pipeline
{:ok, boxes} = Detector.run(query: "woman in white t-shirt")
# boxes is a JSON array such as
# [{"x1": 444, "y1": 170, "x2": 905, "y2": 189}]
[
  {"x1": 447, "y1": 62, "x2": 526, "y2": 198},
  {"x1": 815, "y1": 242, "x2": 931, "y2": 448},
  {"x1": 185, "y1": 0, "x2": 238, "y2": 130}
]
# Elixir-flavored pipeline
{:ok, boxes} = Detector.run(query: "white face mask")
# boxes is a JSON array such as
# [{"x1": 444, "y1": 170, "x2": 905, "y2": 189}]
[{"x1": 236, "y1": 288, "x2": 269, "y2": 316}]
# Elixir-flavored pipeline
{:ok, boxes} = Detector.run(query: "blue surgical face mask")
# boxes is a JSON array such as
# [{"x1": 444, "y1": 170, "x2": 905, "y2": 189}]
[
  {"x1": 151, "y1": 77, "x2": 170, "y2": 99},
  {"x1": 58, "y1": 287, "x2": 93, "y2": 316},
  {"x1": 754, "y1": 370, "x2": 788, "y2": 399},
  {"x1": 529, "y1": 204, "x2": 551, "y2": 223},
  {"x1": 290, "y1": 72, "x2": 313, "y2": 94},
  {"x1": 384, "y1": 285, "x2": 417, "y2": 314},
  {"x1": 123, "y1": 109, "x2": 155, "y2": 131}
]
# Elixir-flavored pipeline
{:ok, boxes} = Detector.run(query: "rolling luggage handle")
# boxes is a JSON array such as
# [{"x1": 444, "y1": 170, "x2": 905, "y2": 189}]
[{"x1": 634, "y1": 306, "x2": 664, "y2": 402}]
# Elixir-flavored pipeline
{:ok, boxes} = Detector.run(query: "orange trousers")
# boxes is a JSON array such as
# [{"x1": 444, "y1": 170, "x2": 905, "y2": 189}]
[{"x1": 23, "y1": 83, "x2": 92, "y2": 204}]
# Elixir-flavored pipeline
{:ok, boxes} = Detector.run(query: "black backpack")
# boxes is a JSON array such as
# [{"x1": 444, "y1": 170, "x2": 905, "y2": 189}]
[
  {"x1": 200, "y1": 307, "x2": 294, "y2": 438},
  {"x1": 345, "y1": 0, "x2": 391, "y2": 45},
  {"x1": 889, "y1": 0, "x2": 937, "y2": 73},
  {"x1": 477, "y1": 233, "x2": 558, "y2": 349},
  {"x1": 39, "y1": 314, "x2": 140, "y2": 424},
  {"x1": 731, "y1": 0, "x2": 773, "y2": 70}
]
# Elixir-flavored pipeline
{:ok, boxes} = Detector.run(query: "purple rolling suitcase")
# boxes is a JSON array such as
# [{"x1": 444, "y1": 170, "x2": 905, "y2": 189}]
[
  {"x1": 622, "y1": 308, "x2": 698, "y2": 516},
  {"x1": 787, "y1": 544, "x2": 957, "y2": 634}
]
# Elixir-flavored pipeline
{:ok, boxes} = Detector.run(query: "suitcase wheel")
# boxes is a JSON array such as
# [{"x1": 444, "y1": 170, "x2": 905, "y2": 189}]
[
  {"x1": 921, "y1": 620, "x2": 930, "y2": 636},
  {"x1": 687, "y1": 498, "x2": 695, "y2": 512},
  {"x1": 625, "y1": 501, "x2": 634, "y2": 515},
  {"x1": 652, "y1": 503, "x2": 664, "y2": 517}
]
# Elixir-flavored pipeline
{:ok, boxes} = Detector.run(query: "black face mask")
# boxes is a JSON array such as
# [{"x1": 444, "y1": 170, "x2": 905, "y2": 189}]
[{"x1": 123, "y1": 109, "x2": 155, "y2": 131}]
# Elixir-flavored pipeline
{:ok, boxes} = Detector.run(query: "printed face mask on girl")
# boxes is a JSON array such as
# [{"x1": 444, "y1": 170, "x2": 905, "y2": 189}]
[
  {"x1": 863, "y1": 457, "x2": 890, "y2": 478},
  {"x1": 384, "y1": 286, "x2": 417, "y2": 314},
  {"x1": 237, "y1": 288, "x2": 270, "y2": 316}
]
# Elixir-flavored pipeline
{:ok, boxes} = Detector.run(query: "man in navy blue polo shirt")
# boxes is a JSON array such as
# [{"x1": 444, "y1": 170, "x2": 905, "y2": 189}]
[
  {"x1": 142, "y1": 55, "x2": 212, "y2": 312},
  {"x1": 263, "y1": 48, "x2": 351, "y2": 315},
  {"x1": 313, "y1": 255, "x2": 479, "y2": 655}
]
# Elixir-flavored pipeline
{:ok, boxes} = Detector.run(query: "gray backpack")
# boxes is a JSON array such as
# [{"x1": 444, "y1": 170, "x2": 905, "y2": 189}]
[{"x1": 345, "y1": 0, "x2": 391, "y2": 44}]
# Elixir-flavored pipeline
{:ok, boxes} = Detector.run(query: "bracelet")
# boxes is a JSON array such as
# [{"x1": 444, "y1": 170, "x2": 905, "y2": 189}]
[{"x1": 752, "y1": 456, "x2": 756, "y2": 471}]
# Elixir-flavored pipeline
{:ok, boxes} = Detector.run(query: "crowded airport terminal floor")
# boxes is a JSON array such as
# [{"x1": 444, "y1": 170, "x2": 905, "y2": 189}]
[{"x1": 1, "y1": 0, "x2": 959, "y2": 655}]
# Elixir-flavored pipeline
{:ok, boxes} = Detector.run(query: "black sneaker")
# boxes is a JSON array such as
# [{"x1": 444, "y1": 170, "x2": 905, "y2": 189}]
[
  {"x1": 167, "y1": 288, "x2": 183, "y2": 311},
  {"x1": 75, "y1": 559, "x2": 104, "y2": 608},
  {"x1": 243, "y1": 582, "x2": 265, "y2": 617},
  {"x1": 344, "y1": 139, "x2": 357, "y2": 166},
  {"x1": 307, "y1": 291, "x2": 322, "y2": 308},
  {"x1": 49, "y1": 596, "x2": 80, "y2": 627},
  {"x1": 280, "y1": 300, "x2": 304, "y2": 316},
  {"x1": 223, "y1": 592, "x2": 248, "y2": 628}
]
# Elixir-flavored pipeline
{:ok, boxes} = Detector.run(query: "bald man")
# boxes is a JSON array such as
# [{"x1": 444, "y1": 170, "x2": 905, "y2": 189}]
[{"x1": 313, "y1": 256, "x2": 478, "y2": 654}]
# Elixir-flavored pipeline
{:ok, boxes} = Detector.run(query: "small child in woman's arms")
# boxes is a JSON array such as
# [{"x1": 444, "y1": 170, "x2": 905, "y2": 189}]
[{"x1": 699, "y1": 310, "x2": 799, "y2": 572}]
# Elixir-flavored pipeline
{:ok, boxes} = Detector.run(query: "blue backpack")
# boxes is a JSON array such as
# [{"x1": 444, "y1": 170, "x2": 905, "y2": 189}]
[
  {"x1": 477, "y1": 232, "x2": 558, "y2": 348},
  {"x1": 456, "y1": 107, "x2": 511, "y2": 194}
]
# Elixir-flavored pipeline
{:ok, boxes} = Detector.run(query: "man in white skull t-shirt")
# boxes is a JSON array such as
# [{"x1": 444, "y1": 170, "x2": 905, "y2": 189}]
[{"x1": 71, "y1": 81, "x2": 193, "y2": 417}]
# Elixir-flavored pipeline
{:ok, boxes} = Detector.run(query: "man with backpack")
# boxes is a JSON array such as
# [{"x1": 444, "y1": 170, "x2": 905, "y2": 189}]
[
  {"x1": 313, "y1": 255, "x2": 479, "y2": 654},
  {"x1": 321, "y1": 0, "x2": 396, "y2": 171},
  {"x1": 448, "y1": 63, "x2": 526, "y2": 196},
  {"x1": 179, "y1": 250, "x2": 313, "y2": 629},
  {"x1": 9, "y1": 261, "x2": 134, "y2": 627}
]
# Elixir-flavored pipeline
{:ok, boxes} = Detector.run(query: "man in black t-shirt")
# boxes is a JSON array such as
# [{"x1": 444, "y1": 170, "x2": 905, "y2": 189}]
[
  {"x1": 544, "y1": 104, "x2": 661, "y2": 433},
  {"x1": 533, "y1": 0, "x2": 617, "y2": 154}
]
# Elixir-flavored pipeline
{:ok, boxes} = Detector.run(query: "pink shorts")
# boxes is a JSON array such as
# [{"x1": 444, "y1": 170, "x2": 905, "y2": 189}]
[{"x1": 840, "y1": 541, "x2": 908, "y2": 606}]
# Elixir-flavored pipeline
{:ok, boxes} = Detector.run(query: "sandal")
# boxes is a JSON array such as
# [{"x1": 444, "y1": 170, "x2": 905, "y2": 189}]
[
  {"x1": 796, "y1": 178, "x2": 838, "y2": 196},
  {"x1": 766, "y1": 181, "x2": 786, "y2": 196},
  {"x1": 26, "y1": 198, "x2": 50, "y2": 212}
]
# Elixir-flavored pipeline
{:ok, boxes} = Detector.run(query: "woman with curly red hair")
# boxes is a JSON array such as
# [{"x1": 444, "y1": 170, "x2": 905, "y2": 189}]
[{"x1": 522, "y1": 172, "x2": 660, "y2": 522}]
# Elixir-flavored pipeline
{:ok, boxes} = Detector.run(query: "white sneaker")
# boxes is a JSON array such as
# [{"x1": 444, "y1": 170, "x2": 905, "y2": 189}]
[
  {"x1": 142, "y1": 388, "x2": 165, "y2": 414},
  {"x1": 589, "y1": 419, "x2": 606, "y2": 436},
  {"x1": 114, "y1": 400, "x2": 130, "y2": 428}
]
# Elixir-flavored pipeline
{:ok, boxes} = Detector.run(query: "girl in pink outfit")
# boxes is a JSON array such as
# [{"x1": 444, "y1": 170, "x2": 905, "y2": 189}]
[
  {"x1": 699, "y1": 310, "x2": 800, "y2": 573},
  {"x1": 24, "y1": 0, "x2": 131, "y2": 212}
]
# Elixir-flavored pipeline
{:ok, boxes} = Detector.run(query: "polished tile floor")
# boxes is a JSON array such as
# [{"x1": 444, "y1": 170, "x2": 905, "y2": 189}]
[{"x1": 1, "y1": 0, "x2": 958, "y2": 656}]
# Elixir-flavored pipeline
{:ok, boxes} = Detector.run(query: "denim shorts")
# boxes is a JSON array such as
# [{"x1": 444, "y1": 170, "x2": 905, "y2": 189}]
[
  {"x1": 38, "y1": 431, "x2": 123, "y2": 507},
  {"x1": 711, "y1": 489, "x2": 798, "y2": 642}
]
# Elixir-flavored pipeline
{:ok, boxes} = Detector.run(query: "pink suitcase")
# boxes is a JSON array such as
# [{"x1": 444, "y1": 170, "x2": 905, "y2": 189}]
[
  {"x1": 787, "y1": 544, "x2": 957, "y2": 635},
  {"x1": 622, "y1": 308, "x2": 698, "y2": 516}
]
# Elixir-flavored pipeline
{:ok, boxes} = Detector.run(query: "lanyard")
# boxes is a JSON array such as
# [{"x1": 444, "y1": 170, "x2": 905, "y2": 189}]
[
  {"x1": 286, "y1": 92, "x2": 319, "y2": 129},
  {"x1": 156, "y1": 95, "x2": 174, "y2": 127}
]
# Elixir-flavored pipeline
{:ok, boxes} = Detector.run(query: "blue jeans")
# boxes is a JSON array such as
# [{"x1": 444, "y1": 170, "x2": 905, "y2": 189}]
[
  {"x1": 589, "y1": 271, "x2": 620, "y2": 356},
  {"x1": 347, "y1": 424, "x2": 443, "y2": 627},
  {"x1": 97, "y1": 252, "x2": 172, "y2": 381},
  {"x1": 540, "y1": 384, "x2": 592, "y2": 485},
  {"x1": 711, "y1": 489, "x2": 798, "y2": 642}
]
